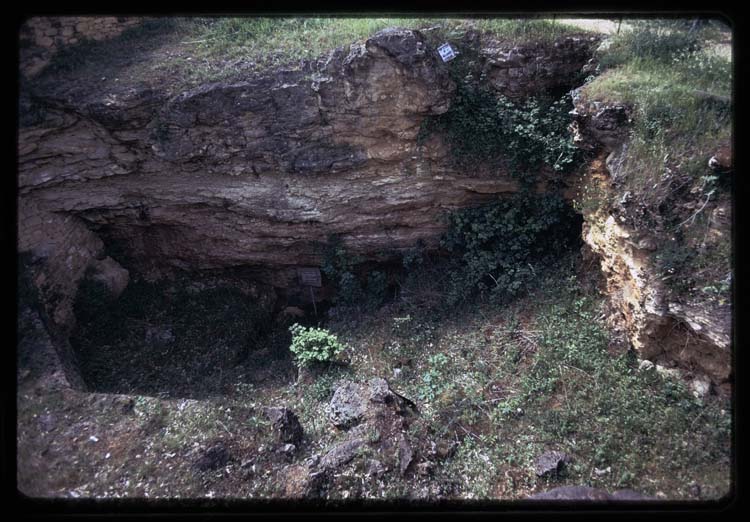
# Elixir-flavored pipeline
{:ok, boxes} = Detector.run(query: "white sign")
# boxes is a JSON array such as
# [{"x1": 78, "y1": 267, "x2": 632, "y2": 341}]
[{"x1": 438, "y1": 43, "x2": 456, "y2": 62}]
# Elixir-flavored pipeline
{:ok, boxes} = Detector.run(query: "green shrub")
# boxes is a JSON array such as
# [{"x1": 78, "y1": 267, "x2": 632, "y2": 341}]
[
  {"x1": 288, "y1": 323, "x2": 345, "y2": 367},
  {"x1": 418, "y1": 353, "x2": 454, "y2": 403},
  {"x1": 441, "y1": 192, "x2": 579, "y2": 305},
  {"x1": 419, "y1": 79, "x2": 579, "y2": 177}
]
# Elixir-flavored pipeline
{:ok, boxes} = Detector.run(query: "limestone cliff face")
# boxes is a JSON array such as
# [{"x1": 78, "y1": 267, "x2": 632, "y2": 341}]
[
  {"x1": 18, "y1": 28, "x2": 597, "y2": 334},
  {"x1": 572, "y1": 95, "x2": 731, "y2": 393}
]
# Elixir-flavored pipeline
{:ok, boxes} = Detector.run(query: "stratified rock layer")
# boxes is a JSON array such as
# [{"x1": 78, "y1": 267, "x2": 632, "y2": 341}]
[{"x1": 18, "y1": 28, "x2": 597, "y2": 335}]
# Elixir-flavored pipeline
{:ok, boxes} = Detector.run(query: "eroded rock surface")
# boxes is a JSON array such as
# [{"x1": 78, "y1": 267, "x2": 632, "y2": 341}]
[
  {"x1": 264, "y1": 407, "x2": 304, "y2": 446},
  {"x1": 572, "y1": 96, "x2": 732, "y2": 393},
  {"x1": 18, "y1": 28, "x2": 596, "y2": 335}
]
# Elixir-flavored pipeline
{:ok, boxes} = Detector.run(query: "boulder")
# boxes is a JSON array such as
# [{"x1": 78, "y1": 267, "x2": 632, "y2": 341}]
[
  {"x1": 528, "y1": 485, "x2": 654, "y2": 501},
  {"x1": 534, "y1": 450, "x2": 570, "y2": 477},
  {"x1": 279, "y1": 463, "x2": 328, "y2": 498},
  {"x1": 398, "y1": 434, "x2": 414, "y2": 476},
  {"x1": 328, "y1": 380, "x2": 369, "y2": 429},
  {"x1": 328, "y1": 378, "x2": 416, "y2": 429},
  {"x1": 264, "y1": 407, "x2": 304, "y2": 446},
  {"x1": 276, "y1": 443, "x2": 298, "y2": 462},
  {"x1": 193, "y1": 441, "x2": 230, "y2": 471},
  {"x1": 365, "y1": 459, "x2": 386, "y2": 477},
  {"x1": 319, "y1": 438, "x2": 365, "y2": 470}
]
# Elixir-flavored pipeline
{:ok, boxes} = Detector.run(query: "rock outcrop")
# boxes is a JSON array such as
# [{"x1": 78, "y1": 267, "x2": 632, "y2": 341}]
[
  {"x1": 571, "y1": 91, "x2": 732, "y2": 393},
  {"x1": 18, "y1": 28, "x2": 597, "y2": 335}
]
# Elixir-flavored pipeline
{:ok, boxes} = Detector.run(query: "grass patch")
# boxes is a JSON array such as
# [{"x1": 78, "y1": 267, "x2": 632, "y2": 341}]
[
  {"x1": 34, "y1": 17, "x2": 585, "y2": 94},
  {"x1": 325, "y1": 253, "x2": 730, "y2": 499},
  {"x1": 185, "y1": 16, "x2": 583, "y2": 65},
  {"x1": 580, "y1": 19, "x2": 732, "y2": 304},
  {"x1": 512, "y1": 284, "x2": 731, "y2": 497},
  {"x1": 165, "y1": 17, "x2": 586, "y2": 87}
]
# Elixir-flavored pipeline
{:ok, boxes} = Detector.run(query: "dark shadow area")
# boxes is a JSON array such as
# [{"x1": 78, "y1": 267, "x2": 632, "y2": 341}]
[{"x1": 69, "y1": 274, "x2": 299, "y2": 400}]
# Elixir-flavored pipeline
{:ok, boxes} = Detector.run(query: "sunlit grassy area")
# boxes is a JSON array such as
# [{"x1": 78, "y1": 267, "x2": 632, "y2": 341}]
[
  {"x1": 582, "y1": 19, "x2": 731, "y2": 180},
  {"x1": 183, "y1": 17, "x2": 583, "y2": 59},
  {"x1": 162, "y1": 17, "x2": 587, "y2": 85}
]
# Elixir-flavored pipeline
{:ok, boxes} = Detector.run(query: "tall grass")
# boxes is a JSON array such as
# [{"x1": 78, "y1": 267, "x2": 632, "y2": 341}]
[{"x1": 584, "y1": 20, "x2": 731, "y2": 162}]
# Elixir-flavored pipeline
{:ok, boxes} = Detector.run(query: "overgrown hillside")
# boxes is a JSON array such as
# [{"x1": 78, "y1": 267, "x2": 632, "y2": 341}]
[
  {"x1": 578, "y1": 20, "x2": 731, "y2": 309},
  {"x1": 17, "y1": 17, "x2": 732, "y2": 503}
]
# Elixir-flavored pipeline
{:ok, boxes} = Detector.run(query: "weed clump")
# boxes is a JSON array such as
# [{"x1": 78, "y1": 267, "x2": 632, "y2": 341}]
[
  {"x1": 288, "y1": 323, "x2": 345, "y2": 367},
  {"x1": 441, "y1": 192, "x2": 580, "y2": 306}
]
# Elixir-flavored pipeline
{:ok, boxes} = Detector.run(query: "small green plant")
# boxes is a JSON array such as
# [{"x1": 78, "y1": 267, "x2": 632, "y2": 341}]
[
  {"x1": 418, "y1": 353, "x2": 454, "y2": 403},
  {"x1": 288, "y1": 323, "x2": 345, "y2": 367}
]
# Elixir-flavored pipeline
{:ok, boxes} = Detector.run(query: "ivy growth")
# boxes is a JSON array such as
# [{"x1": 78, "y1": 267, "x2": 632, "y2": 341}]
[
  {"x1": 441, "y1": 191, "x2": 579, "y2": 306},
  {"x1": 418, "y1": 78, "x2": 579, "y2": 178}
]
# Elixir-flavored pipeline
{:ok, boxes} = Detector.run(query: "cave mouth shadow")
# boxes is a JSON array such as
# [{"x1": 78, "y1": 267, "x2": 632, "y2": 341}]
[
  {"x1": 69, "y1": 274, "x2": 304, "y2": 401},
  {"x1": 69, "y1": 197, "x2": 585, "y2": 401}
]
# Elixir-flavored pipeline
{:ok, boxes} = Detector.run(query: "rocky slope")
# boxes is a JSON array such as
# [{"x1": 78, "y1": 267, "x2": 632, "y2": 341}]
[
  {"x1": 571, "y1": 93, "x2": 732, "y2": 394},
  {"x1": 18, "y1": 25, "x2": 730, "y2": 392}
]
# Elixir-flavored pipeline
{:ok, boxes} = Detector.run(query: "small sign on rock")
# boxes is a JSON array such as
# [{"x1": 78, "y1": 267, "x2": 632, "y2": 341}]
[
  {"x1": 297, "y1": 267, "x2": 322, "y2": 287},
  {"x1": 437, "y1": 43, "x2": 456, "y2": 62}
]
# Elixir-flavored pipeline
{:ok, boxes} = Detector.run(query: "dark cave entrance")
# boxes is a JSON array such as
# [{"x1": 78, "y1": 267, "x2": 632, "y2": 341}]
[
  {"x1": 68, "y1": 195, "x2": 586, "y2": 400},
  {"x1": 68, "y1": 273, "x2": 307, "y2": 400}
]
